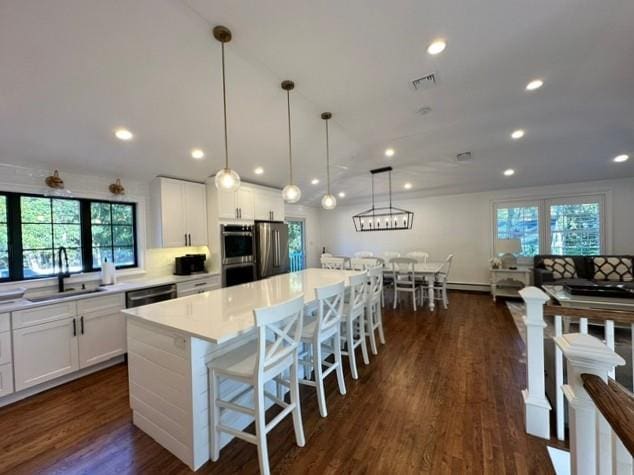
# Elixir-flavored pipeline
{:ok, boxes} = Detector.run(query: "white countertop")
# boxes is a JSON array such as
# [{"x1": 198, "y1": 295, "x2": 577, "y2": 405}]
[
  {"x1": 122, "y1": 268, "x2": 362, "y2": 344},
  {"x1": 0, "y1": 272, "x2": 219, "y2": 313}
]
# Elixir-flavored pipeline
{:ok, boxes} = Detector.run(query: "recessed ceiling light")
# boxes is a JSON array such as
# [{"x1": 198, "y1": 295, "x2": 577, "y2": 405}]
[
  {"x1": 385, "y1": 148, "x2": 395, "y2": 158},
  {"x1": 338, "y1": 192, "x2": 346, "y2": 198},
  {"x1": 114, "y1": 128, "x2": 133, "y2": 141},
  {"x1": 191, "y1": 148, "x2": 205, "y2": 159},
  {"x1": 504, "y1": 168, "x2": 515, "y2": 176},
  {"x1": 254, "y1": 166, "x2": 264, "y2": 175},
  {"x1": 427, "y1": 39, "x2": 446, "y2": 55},
  {"x1": 525, "y1": 79, "x2": 544, "y2": 91},
  {"x1": 404, "y1": 182, "x2": 413, "y2": 190},
  {"x1": 613, "y1": 154, "x2": 629, "y2": 163},
  {"x1": 511, "y1": 129, "x2": 525, "y2": 140},
  {"x1": 311, "y1": 178, "x2": 320, "y2": 185}
]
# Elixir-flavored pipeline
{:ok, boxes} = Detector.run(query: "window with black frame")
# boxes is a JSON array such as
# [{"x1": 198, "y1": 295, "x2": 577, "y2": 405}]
[
  {"x1": 0, "y1": 192, "x2": 137, "y2": 281},
  {"x1": 90, "y1": 201, "x2": 136, "y2": 269},
  {"x1": 21, "y1": 196, "x2": 82, "y2": 278},
  {"x1": 0, "y1": 195, "x2": 8, "y2": 280}
]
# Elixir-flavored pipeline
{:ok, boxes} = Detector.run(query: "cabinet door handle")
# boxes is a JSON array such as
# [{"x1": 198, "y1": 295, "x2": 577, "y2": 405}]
[
  {"x1": 188, "y1": 233, "x2": 192, "y2": 246},
  {"x1": 239, "y1": 208, "x2": 242, "y2": 219},
  {"x1": 80, "y1": 316, "x2": 84, "y2": 335},
  {"x1": 185, "y1": 233, "x2": 188, "y2": 246},
  {"x1": 72, "y1": 319, "x2": 77, "y2": 337},
  {"x1": 235, "y1": 208, "x2": 239, "y2": 219}
]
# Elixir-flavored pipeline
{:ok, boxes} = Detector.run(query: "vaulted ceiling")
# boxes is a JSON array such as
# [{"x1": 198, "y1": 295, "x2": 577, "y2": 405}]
[{"x1": 1, "y1": 0, "x2": 633, "y2": 204}]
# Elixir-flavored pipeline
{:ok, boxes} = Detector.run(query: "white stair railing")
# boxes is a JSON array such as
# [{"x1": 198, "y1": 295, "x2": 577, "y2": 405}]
[
  {"x1": 520, "y1": 287, "x2": 634, "y2": 443},
  {"x1": 554, "y1": 333, "x2": 632, "y2": 475},
  {"x1": 519, "y1": 287, "x2": 552, "y2": 439}
]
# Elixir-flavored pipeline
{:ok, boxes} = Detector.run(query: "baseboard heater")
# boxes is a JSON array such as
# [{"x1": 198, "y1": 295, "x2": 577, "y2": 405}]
[{"x1": 446, "y1": 281, "x2": 490, "y2": 293}]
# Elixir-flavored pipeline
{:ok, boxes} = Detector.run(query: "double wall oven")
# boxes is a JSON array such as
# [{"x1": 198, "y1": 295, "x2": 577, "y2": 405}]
[{"x1": 220, "y1": 225, "x2": 256, "y2": 287}]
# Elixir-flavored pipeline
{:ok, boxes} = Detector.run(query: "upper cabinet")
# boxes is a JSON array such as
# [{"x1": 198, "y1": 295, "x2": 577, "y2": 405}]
[
  {"x1": 209, "y1": 183, "x2": 283, "y2": 223},
  {"x1": 254, "y1": 188, "x2": 285, "y2": 222},
  {"x1": 151, "y1": 177, "x2": 208, "y2": 248},
  {"x1": 216, "y1": 187, "x2": 255, "y2": 221}
]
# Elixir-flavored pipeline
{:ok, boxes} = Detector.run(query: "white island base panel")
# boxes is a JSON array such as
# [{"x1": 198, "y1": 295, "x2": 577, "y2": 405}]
[{"x1": 127, "y1": 318, "x2": 283, "y2": 470}]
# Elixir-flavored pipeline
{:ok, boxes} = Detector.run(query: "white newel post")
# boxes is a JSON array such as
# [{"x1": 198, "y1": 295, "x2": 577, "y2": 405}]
[
  {"x1": 554, "y1": 333, "x2": 625, "y2": 475},
  {"x1": 519, "y1": 286, "x2": 552, "y2": 439}
]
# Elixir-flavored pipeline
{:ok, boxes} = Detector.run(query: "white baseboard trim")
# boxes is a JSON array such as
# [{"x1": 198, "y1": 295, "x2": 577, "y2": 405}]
[
  {"x1": 0, "y1": 355, "x2": 125, "y2": 408},
  {"x1": 447, "y1": 281, "x2": 490, "y2": 293}
]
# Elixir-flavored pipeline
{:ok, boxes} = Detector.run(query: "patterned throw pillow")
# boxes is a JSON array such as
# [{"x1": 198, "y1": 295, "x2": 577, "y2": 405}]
[
  {"x1": 543, "y1": 257, "x2": 578, "y2": 280},
  {"x1": 592, "y1": 257, "x2": 634, "y2": 282}
]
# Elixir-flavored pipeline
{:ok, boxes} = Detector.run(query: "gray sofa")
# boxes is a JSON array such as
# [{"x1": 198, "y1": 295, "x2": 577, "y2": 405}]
[{"x1": 533, "y1": 254, "x2": 634, "y2": 289}]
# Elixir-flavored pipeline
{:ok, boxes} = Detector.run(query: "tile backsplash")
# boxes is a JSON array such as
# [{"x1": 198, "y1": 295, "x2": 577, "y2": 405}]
[{"x1": 144, "y1": 246, "x2": 216, "y2": 277}]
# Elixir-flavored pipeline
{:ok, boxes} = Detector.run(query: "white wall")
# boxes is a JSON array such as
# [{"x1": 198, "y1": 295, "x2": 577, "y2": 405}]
[
  {"x1": 284, "y1": 203, "x2": 322, "y2": 268},
  {"x1": 318, "y1": 177, "x2": 634, "y2": 286}
]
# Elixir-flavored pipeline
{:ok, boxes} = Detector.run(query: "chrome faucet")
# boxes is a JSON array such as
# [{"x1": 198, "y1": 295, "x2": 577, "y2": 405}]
[{"x1": 57, "y1": 246, "x2": 70, "y2": 293}]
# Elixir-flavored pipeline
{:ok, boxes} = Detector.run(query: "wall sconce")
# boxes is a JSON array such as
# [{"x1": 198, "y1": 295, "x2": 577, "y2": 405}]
[
  {"x1": 45, "y1": 170, "x2": 64, "y2": 189},
  {"x1": 109, "y1": 178, "x2": 125, "y2": 196},
  {"x1": 44, "y1": 170, "x2": 72, "y2": 197}
]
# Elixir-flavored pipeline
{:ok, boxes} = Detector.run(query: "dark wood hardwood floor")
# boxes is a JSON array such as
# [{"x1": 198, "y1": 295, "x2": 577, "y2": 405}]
[{"x1": 0, "y1": 292, "x2": 554, "y2": 474}]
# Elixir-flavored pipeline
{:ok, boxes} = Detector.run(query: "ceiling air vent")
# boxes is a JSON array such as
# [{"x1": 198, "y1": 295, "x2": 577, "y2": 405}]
[
  {"x1": 456, "y1": 152, "x2": 472, "y2": 163},
  {"x1": 411, "y1": 73, "x2": 437, "y2": 91}
]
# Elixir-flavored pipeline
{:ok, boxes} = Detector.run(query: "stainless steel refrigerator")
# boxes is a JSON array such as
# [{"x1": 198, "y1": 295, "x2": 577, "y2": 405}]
[{"x1": 254, "y1": 221, "x2": 289, "y2": 279}]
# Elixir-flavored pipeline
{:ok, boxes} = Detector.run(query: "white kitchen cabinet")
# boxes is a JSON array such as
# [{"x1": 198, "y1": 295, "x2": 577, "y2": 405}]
[
  {"x1": 0, "y1": 364, "x2": 13, "y2": 397},
  {"x1": 13, "y1": 317, "x2": 79, "y2": 391},
  {"x1": 151, "y1": 177, "x2": 208, "y2": 248},
  {"x1": 78, "y1": 307, "x2": 126, "y2": 368},
  {"x1": 77, "y1": 294, "x2": 126, "y2": 368},
  {"x1": 12, "y1": 301, "x2": 75, "y2": 329},
  {"x1": 176, "y1": 275, "x2": 220, "y2": 297},
  {"x1": 254, "y1": 188, "x2": 284, "y2": 221},
  {"x1": 216, "y1": 187, "x2": 254, "y2": 221}
]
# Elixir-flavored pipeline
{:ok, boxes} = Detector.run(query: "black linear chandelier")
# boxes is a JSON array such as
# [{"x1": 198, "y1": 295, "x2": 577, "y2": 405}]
[{"x1": 352, "y1": 167, "x2": 414, "y2": 232}]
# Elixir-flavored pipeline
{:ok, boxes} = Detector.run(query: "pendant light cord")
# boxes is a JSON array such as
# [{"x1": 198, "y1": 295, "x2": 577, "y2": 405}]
[
  {"x1": 325, "y1": 119, "x2": 331, "y2": 195},
  {"x1": 287, "y1": 90, "x2": 293, "y2": 184},
  {"x1": 221, "y1": 41, "x2": 229, "y2": 170}
]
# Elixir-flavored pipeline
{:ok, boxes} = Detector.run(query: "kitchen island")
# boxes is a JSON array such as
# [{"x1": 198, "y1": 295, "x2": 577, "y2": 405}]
[{"x1": 122, "y1": 268, "x2": 360, "y2": 470}]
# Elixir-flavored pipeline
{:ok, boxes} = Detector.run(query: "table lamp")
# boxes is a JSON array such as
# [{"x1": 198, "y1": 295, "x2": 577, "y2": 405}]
[{"x1": 496, "y1": 239, "x2": 521, "y2": 269}]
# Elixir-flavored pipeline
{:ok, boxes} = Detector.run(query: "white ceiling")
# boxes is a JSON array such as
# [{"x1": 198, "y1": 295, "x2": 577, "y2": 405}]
[{"x1": 1, "y1": 0, "x2": 633, "y2": 205}]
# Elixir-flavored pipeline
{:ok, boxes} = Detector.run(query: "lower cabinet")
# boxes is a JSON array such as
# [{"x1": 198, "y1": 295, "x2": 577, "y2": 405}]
[
  {"x1": 13, "y1": 317, "x2": 80, "y2": 391},
  {"x1": 11, "y1": 294, "x2": 126, "y2": 392},
  {"x1": 0, "y1": 363, "x2": 13, "y2": 397},
  {"x1": 78, "y1": 307, "x2": 126, "y2": 368}
]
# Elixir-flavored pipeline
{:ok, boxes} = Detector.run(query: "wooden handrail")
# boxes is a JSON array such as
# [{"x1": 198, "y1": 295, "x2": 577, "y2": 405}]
[
  {"x1": 544, "y1": 305, "x2": 634, "y2": 324},
  {"x1": 581, "y1": 374, "x2": 634, "y2": 455}
]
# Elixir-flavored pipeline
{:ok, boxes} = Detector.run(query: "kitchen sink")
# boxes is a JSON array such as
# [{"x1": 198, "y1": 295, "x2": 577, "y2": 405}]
[{"x1": 27, "y1": 287, "x2": 107, "y2": 302}]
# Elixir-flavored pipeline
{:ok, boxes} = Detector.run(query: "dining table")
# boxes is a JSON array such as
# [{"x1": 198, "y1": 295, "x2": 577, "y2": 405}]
[{"x1": 382, "y1": 261, "x2": 446, "y2": 311}]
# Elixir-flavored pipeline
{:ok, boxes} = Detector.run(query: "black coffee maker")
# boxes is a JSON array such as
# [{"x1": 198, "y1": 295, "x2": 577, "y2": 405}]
[{"x1": 174, "y1": 254, "x2": 207, "y2": 275}]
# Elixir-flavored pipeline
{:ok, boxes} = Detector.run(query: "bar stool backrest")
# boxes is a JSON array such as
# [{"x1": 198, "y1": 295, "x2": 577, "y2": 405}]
[{"x1": 314, "y1": 281, "x2": 345, "y2": 333}]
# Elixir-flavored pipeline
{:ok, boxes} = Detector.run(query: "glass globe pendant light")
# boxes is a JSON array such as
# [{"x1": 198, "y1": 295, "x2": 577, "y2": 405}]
[
  {"x1": 212, "y1": 26, "x2": 241, "y2": 192},
  {"x1": 281, "y1": 80, "x2": 301, "y2": 203},
  {"x1": 320, "y1": 112, "x2": 336, "y2": 210}
]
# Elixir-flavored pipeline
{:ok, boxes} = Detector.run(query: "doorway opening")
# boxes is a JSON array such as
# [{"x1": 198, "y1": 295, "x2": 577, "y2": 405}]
[{"x1": 286, "y1": 218, "x2": 306, "y2": 271}]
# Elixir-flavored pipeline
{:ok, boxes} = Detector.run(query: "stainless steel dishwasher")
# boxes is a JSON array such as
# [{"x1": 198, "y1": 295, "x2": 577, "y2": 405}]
[{"x1": 125, "y1": 284, "x2": 177, "y2": 308}]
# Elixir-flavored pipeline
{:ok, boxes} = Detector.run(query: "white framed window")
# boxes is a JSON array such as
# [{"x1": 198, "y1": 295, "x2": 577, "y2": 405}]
[
  {"x1": 546, "y1": 196, "x2": 604, "y2": 256},
  {"x1": 494, "y1": 201, "x2": 540, "y2": 257},
  {"x1": 493, "y1": 194, "x2": 606, "y2": 258}
]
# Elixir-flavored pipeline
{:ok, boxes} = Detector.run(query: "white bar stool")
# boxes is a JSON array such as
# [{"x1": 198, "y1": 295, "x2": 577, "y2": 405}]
[
  {"x1": 341, "y1": 271, "x2": 370, "y2": 379},
  {"x1": 299, "y1": 281, "x2": 346, "y2": 417},
  {"x1": 365, "y1": 266, "x2": 385, "y2": 355},
  {"x1": 207, "y1": 295, "x2": 306, "y2": 475}
]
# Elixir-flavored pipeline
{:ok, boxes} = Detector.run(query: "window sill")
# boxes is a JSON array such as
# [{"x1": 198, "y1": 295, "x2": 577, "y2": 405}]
[{"x1": 0, "y1": 268, "x2": 147, "y2": 291}]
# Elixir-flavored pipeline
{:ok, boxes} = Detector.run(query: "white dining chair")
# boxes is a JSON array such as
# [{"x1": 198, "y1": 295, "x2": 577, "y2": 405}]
[
  {"x1": 365, "y1": 266, "x2": 385, "y2": 355},
  {"x1": 207, "y1": 295, "x2": 305, "y2": 475},
  {"x1": 299, "y1": 281, "x2": 346, "y2": 417},
  {"x1": 432, "y1": 254, "x2": 454, "y2": 309},
  {"x1": 320, "y1": 256, "x2": 347, "y2": 270},
  {"x1": 382, "y1": 251, "x2": 401, "y2": 261},
  {"x1": 406, "y1": 251, "x2": 430, "y2": 263},
  {"x1": 353, "y1": 251, "x2": 374, "y2": 258},
  {"x1": 391, "y1": 257, "x2": 422, "y2": 311},
  {"x1": 349, "y1": 257, "x2": 378, "y2": 270},
  {"x1": 341, "y1": 272, "x2": 370, "y2": 379}
]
